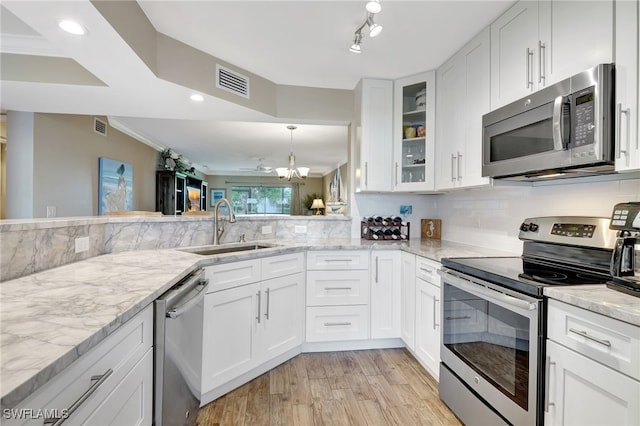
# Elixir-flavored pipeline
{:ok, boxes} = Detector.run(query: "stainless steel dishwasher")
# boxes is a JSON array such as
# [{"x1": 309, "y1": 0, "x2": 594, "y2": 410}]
[{"x1": 154, "y1": 269, "x2": 208, "y2": 426}]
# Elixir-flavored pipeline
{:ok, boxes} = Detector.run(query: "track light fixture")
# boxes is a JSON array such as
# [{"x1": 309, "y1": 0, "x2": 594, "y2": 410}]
[{"x1": 349, "y1": 2, "x2": 383, "y2": 53}]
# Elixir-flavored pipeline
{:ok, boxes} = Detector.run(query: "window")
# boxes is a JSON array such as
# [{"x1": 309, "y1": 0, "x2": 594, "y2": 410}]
[{"x1": 231, "y1": 186, "x2": 291, "y2": 215}]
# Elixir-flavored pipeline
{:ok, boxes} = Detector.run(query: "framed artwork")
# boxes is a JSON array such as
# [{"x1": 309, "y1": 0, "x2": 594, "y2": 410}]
[
  {"x1": 99, "y1": 157, "x2": 133, "y2": 215},
  {"x1": 211, "y1": 189, "x2": 225, "y2": 207}
]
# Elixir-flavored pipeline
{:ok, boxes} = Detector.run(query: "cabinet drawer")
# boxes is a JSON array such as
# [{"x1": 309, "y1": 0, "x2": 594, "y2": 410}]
[
  {"x1": 205, "y1": 259, "x2": 261, "y2": 292},
  {"x1": 306, "y1": 270, "x2": 370, "y2": 306},
  {"x1": 548, "y1": 299, "x2": 640, "y2": 380},
  {"x1": 8, "y1": 305, "x2": 153, "y2": 425},
  {"x1": 306, "y1": 250, "x2": 369, "y2": 270},
  {"x1": 261, "y1": 252, "x2": 304, "y2": 280},
  {"x1": 305, "y1": 306, "x2": 370, "y2": 342},
  {"x1": 415, "y1": 256, "x2": 441, "y2": 285}
]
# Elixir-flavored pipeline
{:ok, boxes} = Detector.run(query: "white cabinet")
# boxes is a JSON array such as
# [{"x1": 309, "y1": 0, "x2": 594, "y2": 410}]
[
  {"x1": 7, "y1": 306, "x2": 153, "y2": 426},
  {"x1": 305, "y1": 250, "x2": 370, "y2": 342},
  {"x1": 354, "y1": 79, "x2": 393, "y2": 192},
  {"x1": 414, "y1": 257, "x2": 441, "y2": 379},
  {"x1": 400, "y1": 252, "x2": 416, "y2": 350},
  {"x1": 436, "y1": 27, "x2": 491, "y2": 190},
  {"x1": 545, "y1": 299, "x2": 640, "y2": 425},
  {"x1": 393, "y1": 71, "x2": 436, "y2": 192},
  {"x1": 370, "y1": 250, "x2": 401, "y2": 339},
  {"x1": 615, "y1": 0, "x2": 640, "y2": 172},
  {"x1": 201, "y1": 253, "x2": 304, "y2": 397},
  {"x1": 490, "y1": 0, "x2": 613, "y2": 109}
]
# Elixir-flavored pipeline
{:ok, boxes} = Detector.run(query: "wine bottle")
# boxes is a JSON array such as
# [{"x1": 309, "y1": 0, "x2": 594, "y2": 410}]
[
  {"x1": 393, "y1": 229, "x2": 407, "y2": 239},
  {"x1": 384, "y1": 229, "x2": 398, "y2": 239}
]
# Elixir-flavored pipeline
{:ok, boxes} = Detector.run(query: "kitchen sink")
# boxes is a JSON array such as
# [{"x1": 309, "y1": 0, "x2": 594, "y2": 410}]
[{"x1": 182, "y1": 243, "x2": 273, "y2": 256}]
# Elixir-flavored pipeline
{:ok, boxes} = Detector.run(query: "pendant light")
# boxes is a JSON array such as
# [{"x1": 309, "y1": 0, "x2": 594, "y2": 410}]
[{"x1": 276, "y1": 125, "x2": 309, "y2": 180}]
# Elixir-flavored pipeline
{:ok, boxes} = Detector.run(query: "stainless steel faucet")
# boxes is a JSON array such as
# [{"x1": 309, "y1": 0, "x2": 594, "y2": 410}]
[{"x1": 213, "y1": 198, "x2": 236, "y2": 245}]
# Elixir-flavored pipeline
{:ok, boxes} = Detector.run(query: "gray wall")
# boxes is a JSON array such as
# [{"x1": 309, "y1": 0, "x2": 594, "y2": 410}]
[{"x1": 6, "y1": 112, "x2": 158, "y2": 218}]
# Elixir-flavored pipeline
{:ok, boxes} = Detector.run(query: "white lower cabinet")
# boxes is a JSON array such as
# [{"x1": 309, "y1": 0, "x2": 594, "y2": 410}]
[
  {"x1": 370, "y1": 250, "x2": 401, "y2": 339},
  {"x1": 545, "y1": 299, "x2": 640, "y2": 425},
  {"x1": 201, "y1": 253, "x2": 304, "y2": 399},
  {"x1": 400, "y1": 252, "x2": 416, "y2": 350},
  {"x1": 414, "y1": 277, "x2": 441, "y2": 380},
  {"x1": 305, "y1": 305, "x2": 370, "y2": 342},
  {"x1": 6, "y1": 305, "x2": 153, "y2": 426}
]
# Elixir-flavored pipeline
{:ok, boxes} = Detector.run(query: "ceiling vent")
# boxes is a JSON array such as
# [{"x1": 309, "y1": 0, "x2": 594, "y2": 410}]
[
  {"x1": 94, "y1": 117, "x2": 107, "y2": 136},
  {"x1": 216, "y1": 64, "x2": 250, "y2": 99}
]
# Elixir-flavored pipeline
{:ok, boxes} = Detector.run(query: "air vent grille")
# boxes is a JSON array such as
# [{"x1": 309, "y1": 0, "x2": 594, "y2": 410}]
[
  {"x1": 94, "y1": 117, "x2": 107, "y2": 136},
  {"x1": 216, "y1": 64, "x2": 250, "y2": 99}
]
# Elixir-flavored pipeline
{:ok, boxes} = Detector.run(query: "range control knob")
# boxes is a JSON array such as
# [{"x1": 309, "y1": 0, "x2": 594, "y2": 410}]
[
  {"x1": 520, "y1": 222, "x2": 530, "y2": 232},
  {"x1": 529, "y1": 223, "x2": 539, "y2": 232}
]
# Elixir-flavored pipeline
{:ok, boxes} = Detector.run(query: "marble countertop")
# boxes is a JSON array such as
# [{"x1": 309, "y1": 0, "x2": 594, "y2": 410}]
[
  {"x1": 544, "y1": 285, "x2": 640, "y2": 327},
  {"x1": 0, "y1": 238, "x2": 512, "y2": 408}
]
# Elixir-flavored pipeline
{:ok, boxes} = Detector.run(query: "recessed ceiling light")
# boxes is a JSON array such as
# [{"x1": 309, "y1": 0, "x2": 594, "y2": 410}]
[
  {"x1": 58, "y1": 20, "x2": 86, "y2": 35},
  {"x1": 190, "y1": 94, "x2": 204, "y2": 102}
]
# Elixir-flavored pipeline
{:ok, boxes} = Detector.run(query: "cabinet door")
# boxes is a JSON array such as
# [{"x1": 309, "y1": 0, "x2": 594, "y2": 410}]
[
  {"x1": 201, "y1": 283, "x2": 260, "y2": 393},
  {"x1": 393, "y1": 71, "x2": 436, "y2": 192},
  {"x1": 490, "y1": 1, "x2": 539, "y2": 108},
  {"x1": 370, "y1": 251, "x2": 402, "y2": 339},
  {"x1": 545, "y1": 340, "x2": 640, "y2": 426},
  {"x1": 415, "y1": 278, "x2": 440, "y2": 379},
  {"x1": 358, "y1": 79, "x2": 393, "y2": 192},
  {"x1": 615, "y1": 0, "x2": 640, "y2": 172},
  {"x1": 401, "y1": 252, "x2": 416, "y2": 350},
  {"x1": 258, "y1": 273, "x2": 304, "y2": 361},
  {"x1": 81, "y1": 349, "x2": 153, "y2": 426},
  {"x1": 460, "y1": 27, "x2": 491, "y2": 188},
  {"x1": 539, "y1": 0, "x2": 613, "y2": 87}
]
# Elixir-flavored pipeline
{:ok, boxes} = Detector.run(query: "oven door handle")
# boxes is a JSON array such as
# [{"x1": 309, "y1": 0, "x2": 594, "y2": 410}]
[{"x1": 444, "y1": 272, "x2": 537, "y2": 311}]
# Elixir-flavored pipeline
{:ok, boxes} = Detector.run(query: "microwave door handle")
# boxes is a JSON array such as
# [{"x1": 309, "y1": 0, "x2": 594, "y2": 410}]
[{"x1": 552, "y1": 96, "x2": 565, "y2": 151}]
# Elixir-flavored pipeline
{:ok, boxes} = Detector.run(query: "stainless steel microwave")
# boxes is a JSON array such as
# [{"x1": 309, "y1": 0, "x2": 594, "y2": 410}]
[{"x1": 482, "y1": 64, "x2": 615, "y2": 181}]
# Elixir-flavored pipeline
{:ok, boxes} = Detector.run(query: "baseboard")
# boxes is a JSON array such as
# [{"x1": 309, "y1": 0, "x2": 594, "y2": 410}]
[{"x1": 301, "y1": 337, "x2": 404, "y2": 352}]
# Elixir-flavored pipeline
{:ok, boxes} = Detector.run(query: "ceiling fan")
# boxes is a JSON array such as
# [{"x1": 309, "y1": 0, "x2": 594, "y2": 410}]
[{"x1": 240, "y1": 158, "x2": 273, "y2": 173}]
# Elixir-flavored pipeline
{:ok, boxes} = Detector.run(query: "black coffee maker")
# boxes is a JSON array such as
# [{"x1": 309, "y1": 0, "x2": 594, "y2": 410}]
[{"x1": 609, "y1": 202, "x2": 640, "y2": 297}]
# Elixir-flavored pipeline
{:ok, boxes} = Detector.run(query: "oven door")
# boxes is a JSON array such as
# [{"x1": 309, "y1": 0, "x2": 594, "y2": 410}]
[{"x1": 440, "y1": 269, "x2": 542, "y2": 426}]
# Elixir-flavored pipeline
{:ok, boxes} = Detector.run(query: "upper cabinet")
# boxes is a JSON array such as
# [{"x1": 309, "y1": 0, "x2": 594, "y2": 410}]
[
  {"x1": 490, "y1": 0, "x2": 614, "y2": 109},
  {"x1": 393, "y1": 72, "x2": 436, "y2": 192},
  {"x1": 354, "y1": 79, "x2": 394, "y2": 192},
  {"x1": 615, "y1": 0, "x2": 640, "y2": 172},
  {"x1": 436, "y1": 27, "x2": 492, "y2": 191}
]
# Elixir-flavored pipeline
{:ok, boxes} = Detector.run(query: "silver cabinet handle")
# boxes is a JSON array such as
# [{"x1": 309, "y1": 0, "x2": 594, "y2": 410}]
[
  {"x1": 451, "y1": 153, "x2": 456, "y2": 182},
  {"x1": 544, "y1": 356, "x2": 555, "y2": 412},
  {"x1": 43, "y1": 369, "x2": 113, "y2": 425},
  {"x1": 433, "y1": 297, "x2": 440, "y2": 330},
  {"x1": 538, "y1": 41, "x2": 546, "y2": 84},
  {"x1": 457, "y1": 152, "x2": 462, "y2": 180},
  {"x1": 324, "y1": 287, "x2": 353, "y2": 291},
  {"x1": 264, "y1": 288, "x2": 270, "y2": 320},
  {"x1": 569, "y1": 328, "x2": 611, "y2": 347},
  {"x1": 616, "y1": 103, "x2": 631, "y2": 162},
  {"x1": 375, "y1": 256, "x2": 379, "y2": 283},
  {"x1": 324, "y1": 258, "x2": 353, "y2": 262},
  {"x1": 256, "y1": 291, "x2": 261, "y2": 323},
  {"x1": 324, "y1": 322, "x2": 352, "y2": 326},
  {"x1": 365, "y1": 162, "x2": 368, "y2": 187},
  {"x1": 526, "y1": 48, "x2": 534, "y2": 89},
  {"x1": 395, "y1": 162, "x2": 399, "y2": 186},
  {"x1": 419, "y1": 267, "x2": 434, "y2": 274},
  {"x1": 445, "y1": 315, "x2": 471, "y2": 320}
]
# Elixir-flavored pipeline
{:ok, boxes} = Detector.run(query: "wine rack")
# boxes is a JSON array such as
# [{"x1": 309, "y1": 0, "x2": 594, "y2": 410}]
[{"x1": 361, "y1": 218, "x2": 410, "y2": 241}]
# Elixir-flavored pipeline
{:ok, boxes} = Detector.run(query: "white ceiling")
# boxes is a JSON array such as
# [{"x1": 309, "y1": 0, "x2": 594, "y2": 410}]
[{"x1": 0, "y1": 0, "x2": 513, "y2": 177}]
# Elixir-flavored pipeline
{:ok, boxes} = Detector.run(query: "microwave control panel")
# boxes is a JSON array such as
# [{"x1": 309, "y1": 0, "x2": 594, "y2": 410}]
[
  {"x1": 572, "y1": 86, "x2": 595, "y2": 148},
  {"x1": 610, "y1": 202, "x2": 640, "y2": 230}
]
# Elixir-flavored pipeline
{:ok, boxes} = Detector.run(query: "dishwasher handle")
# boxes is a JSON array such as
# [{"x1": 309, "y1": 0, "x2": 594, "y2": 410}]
[
  {"x1": 166, "y1": 280, "x2": 207, "y2": 319},
  {"x1": 164, "y1": 270, "x2": 208, "y2": 319}
]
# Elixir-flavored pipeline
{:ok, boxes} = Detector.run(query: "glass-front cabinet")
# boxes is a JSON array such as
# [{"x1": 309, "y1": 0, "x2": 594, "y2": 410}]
[{"x1": 393, "y1": 71, "x2": 436, "y2": 191}]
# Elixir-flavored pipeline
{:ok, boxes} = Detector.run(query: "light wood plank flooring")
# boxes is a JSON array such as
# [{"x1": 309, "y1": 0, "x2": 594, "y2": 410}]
[{"x1": 196, "y1": 348, "x2": 462, "y2": 426}]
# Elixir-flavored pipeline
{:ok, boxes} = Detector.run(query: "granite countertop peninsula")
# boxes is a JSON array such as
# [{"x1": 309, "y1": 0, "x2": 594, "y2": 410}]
[
  {"x1": 544, "y1": 285, "x2": 640, "y2": 327},
  {"x1": 0, "y1": 237, "x2": 514, "y2": 409}
]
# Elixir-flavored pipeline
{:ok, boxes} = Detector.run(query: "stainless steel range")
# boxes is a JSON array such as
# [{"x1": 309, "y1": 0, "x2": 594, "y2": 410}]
[{"x1": 439, "y1": 216, "x2": 616, "y2": 426}]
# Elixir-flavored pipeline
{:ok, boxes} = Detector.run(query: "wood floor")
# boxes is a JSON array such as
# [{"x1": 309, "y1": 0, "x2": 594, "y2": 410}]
[{"x1": 196, "y1": 348, "x2": 462, "y2": 426}]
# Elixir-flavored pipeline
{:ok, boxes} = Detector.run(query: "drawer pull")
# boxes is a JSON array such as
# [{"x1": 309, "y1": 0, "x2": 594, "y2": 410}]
[
  {"x1": 324, "y1": 287, "x2": 353, "y2": 291},
  {"x1": 445, "y1": 315, "x2": 471, "y2": 320},
  {"x1": 569, "y1": 328, "x2": 611, "y2": 348},
  {"x1": 324, "y1": 322, "x2": 352, "y2": 327},
  {"x1": 324, "y1": 259, "x2": 353, "y2": 262},
  {"x1": 419, "y1": 267, "x2": 434, "y2": 273},
  {"x1": 43, "y1": 369, "x2": 113, "y2": 425}
]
